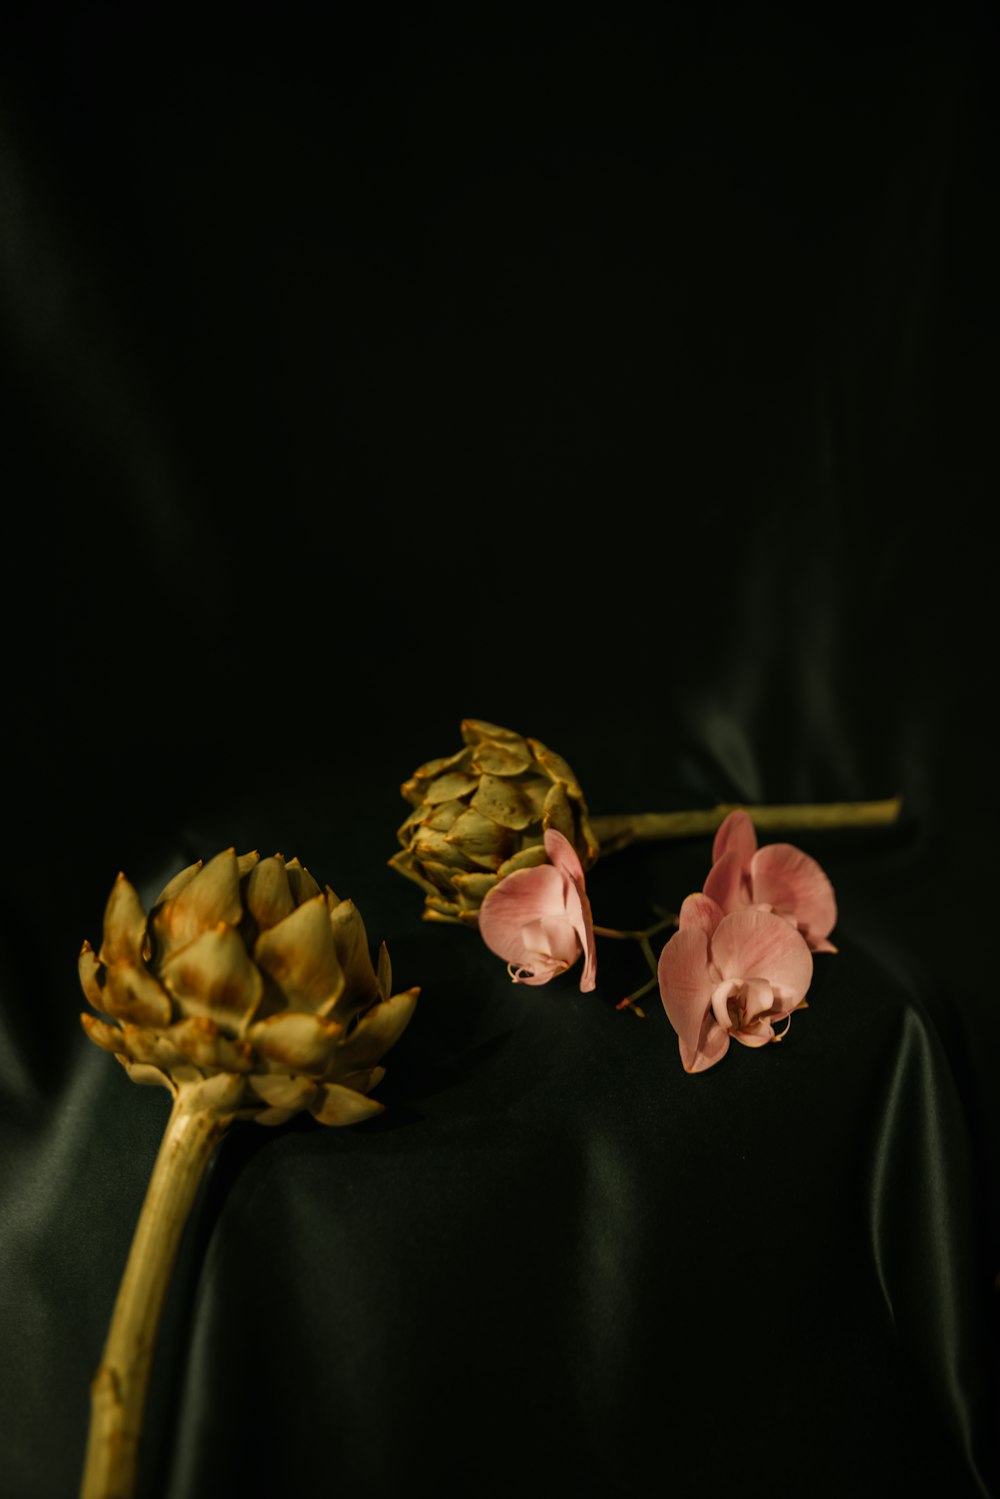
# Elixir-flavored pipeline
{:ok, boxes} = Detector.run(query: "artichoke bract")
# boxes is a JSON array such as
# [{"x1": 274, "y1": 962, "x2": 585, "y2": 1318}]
[
  {"x1": 389, "y1": 718, "x2": 599, "y2": 926},
  {"x1": 79, "y1": 848, "x2": 419, "y2": 1126}
]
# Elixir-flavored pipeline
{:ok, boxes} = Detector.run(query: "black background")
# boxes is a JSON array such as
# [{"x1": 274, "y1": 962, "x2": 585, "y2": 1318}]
[
  {"x1": 2, "y1": 5, "x2": 998, "y2": 1496},
  {"x1": 4, "y1": 2, "x2": 996, "y2": 870}
]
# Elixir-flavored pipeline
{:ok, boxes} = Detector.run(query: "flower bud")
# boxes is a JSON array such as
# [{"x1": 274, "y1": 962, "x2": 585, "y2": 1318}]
[
  {"x1": 80, "y1": 849, "x2": 419, "y2": 1125},
  {"x1": 389, "y1": 718, "x2": 599, "y2": 925}
]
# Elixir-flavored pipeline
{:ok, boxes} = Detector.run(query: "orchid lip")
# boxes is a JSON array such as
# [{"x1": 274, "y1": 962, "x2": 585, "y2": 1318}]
[{"x1": 507, "y1": 958, "x2": 569, "y2": 984}]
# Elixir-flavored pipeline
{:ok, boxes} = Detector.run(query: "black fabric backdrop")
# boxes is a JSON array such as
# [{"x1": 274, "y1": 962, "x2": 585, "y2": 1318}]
[{"x1": 2, "y1": 5, "x2": 998, "y2": 1496}]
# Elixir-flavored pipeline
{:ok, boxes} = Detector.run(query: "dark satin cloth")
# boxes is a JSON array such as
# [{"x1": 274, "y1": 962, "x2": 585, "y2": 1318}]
[
  {"x1": 2, "y1": 812, "x2": 997, "y2": 1498},
  {"x1": 2, "y1": 6, "x2": 998, "y2": 1497}
]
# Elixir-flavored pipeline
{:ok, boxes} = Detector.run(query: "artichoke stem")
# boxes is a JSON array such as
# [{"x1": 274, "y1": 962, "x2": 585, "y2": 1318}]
[
  {"x1": 80, "y1": 1092, "x2": 228, "y2": 1499},
  {"x1": 590, "y1": 796, "x2": 903, "y2": 854}
]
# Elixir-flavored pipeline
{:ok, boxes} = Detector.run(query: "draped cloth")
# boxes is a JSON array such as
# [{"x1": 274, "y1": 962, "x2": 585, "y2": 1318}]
[{"x1": 1, "y1": 7, "x2": 997, "y2": 1496}]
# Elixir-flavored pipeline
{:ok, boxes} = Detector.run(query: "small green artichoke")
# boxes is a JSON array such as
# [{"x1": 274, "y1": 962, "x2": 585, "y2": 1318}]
[
  {"x1": 79, "y1": 848, "x2": 419, "y2": 1126},
  {"x1": 389, "y1": 717, "x2": 599, "y2": 925}
]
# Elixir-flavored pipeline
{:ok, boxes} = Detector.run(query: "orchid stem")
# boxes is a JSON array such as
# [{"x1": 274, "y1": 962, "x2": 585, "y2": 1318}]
[
  {"x1": 615, "y1": 976, "x2": 657, "y2": 1016},
  {"x1": 80, "y1": 1090, "x2": 228, "y2": 1499},
  {"x1": 590, "y1": 796, "x2": 903, "y2": 855},
  {"x1": 592, "y1": 914, "x2": 677, "y2": 942},
  {"x1": 594, "y1": 922, "x2": 668, "y2": 1017}
]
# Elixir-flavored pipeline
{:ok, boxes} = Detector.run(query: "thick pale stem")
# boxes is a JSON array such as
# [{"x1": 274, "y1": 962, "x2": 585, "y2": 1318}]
[
  {"x1": 80, "y1": 1092, "x2": 227, "y2": 1499},
  {"x1": 590, "y1": 796, "x2": 903, "y2": 855}
]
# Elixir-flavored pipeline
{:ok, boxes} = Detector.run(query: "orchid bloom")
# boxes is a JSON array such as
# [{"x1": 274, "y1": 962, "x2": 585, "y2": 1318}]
[
  {"x1": 478, "y1": 828, "x2": 597, "y2": 991},
  {"x1": 703, "y1": 809, "x2": 838, "y2": 953},
  {"x1": 658, "y1": 901, "x2": 813, "y2": 1072}
]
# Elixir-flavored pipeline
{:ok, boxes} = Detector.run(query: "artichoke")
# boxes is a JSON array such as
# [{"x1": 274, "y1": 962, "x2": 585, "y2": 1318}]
[
  {"x1": 79, "y1": 847, "x2": 419, "y2": 1126},
  {"x1": 389, "y1": 718, "x2": 599, "y2": 926}
]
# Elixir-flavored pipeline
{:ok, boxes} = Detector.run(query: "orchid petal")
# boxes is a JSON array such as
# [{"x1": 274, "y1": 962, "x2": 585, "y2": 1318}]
[
  {"x1": 678, "y1": 893, "x2": 724, "y2": 935},
  {"x1": 510, "y1": 954, "x2": 569, "y2": 986},
  {"x1": 750, "y1": 843, "x2": 837, "y2": 949},
  {"x1": 703, "y1": 850, "x2": 751, "y2": 913},
  {"x1": 478, "y1": 832, "x2": 596, "y2": 992},
  {"x1": 542, "y1": 827, "x2": 586, "y2": 885},
  {"x1": 543, "y1": 830, "x2": 596, "y2": 991},
  {"x1": 657, "y1": 927, "x2": 717, "y2": 1063},
  {"x1": 710, "y1": 980, "x2": 739, "y2": 1031},
  {"x1": 732, "y1": 1021, "x2": 775, "y2": 1049},
  {"x1": 709, "y1": 910, "x2": 813, "y2": 1009},
  {"x1": 575, "y1": 885, "x2": 598, "y2": 993},
  {"x1": 479, "y1": 864, "x2": 576, "y2": 974},
  {"x1": 683, "y1": 1020, "x2": 732, "y2": 1073},
  {"x1": 712, "y1": 809, "x2": 757, "y2": 866},
  {"x1": 522, "y1": 915, "x2": 580, "y2": 969},
  {"x1": 740, "y1": 977, "x2": 775, "y2": 1022}
]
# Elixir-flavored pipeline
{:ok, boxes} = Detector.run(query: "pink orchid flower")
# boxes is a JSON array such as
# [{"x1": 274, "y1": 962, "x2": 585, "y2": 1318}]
[
  {"x1": 478, "y1": 828, "x2": 597, "y2": 991},
  {"x1": 658, "y1": 904, "x2": 813, "y2": 1072},
  {"x1": 702, "y1": 809, "x2": 838, "y2": 953}
]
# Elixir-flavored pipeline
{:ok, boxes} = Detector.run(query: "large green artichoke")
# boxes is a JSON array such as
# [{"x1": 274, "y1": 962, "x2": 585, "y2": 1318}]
[
  {"x1": 389, "y1": 718, "x2": 599, "y2": 926},
  {"x1": 79, "y1": 848, "x2": 419, "y2": 1126}
]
